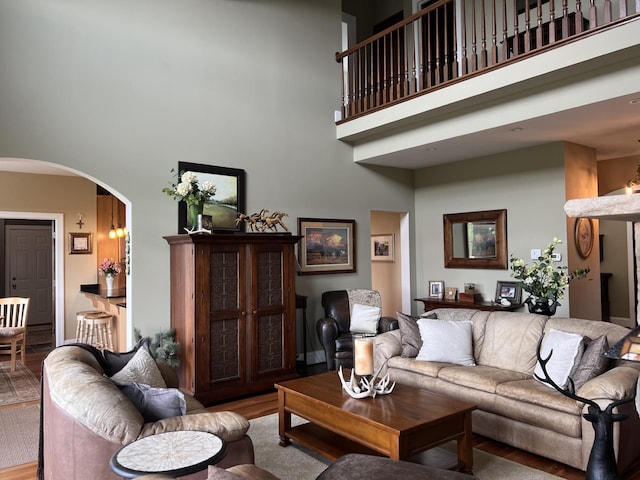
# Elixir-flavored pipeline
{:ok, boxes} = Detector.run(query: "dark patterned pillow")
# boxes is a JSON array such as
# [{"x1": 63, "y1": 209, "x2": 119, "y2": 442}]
[
  {"x1": 396, "y1": 311, "x2": 436, "y2": 358},
  {"x1": 570, "y1": 335, "x2": 610, "y2": 389},
  {"x1": 114, "y1": 381, "x2": 186, "y2": 422}
]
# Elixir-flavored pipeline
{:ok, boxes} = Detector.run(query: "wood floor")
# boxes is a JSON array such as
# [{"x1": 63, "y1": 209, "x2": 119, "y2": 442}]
[{"x1": 3, "y1": 350, "x2": 639, "y2": 480}]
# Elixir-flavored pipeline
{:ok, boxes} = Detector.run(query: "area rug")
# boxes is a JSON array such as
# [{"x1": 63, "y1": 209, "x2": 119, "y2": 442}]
[
  {"x1": 0, "y1": 361, "x2": 40, "y2": 407},
  {"x1": 0, "y1": 404, "x2": 40, "y2": 469},
  {"x1": 248, "y1": 413, "x2": 562, "y2": 480}
]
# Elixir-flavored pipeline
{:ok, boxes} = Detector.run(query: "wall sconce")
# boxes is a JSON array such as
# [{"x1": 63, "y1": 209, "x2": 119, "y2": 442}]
[{"x1": 625, "y1": 165, "x2": 640, "y2": 194}]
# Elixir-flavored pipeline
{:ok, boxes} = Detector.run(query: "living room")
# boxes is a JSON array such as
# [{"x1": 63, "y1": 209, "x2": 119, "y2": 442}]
[{"x1": 1, "y1": 0, "x2": 640, "y2": 478}]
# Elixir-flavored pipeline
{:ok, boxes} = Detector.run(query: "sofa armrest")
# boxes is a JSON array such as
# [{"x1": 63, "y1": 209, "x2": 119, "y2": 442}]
[
  {"x1": 155, "y1": 361, "x2": 179, "y2": 389},
  {"x1": 374, "y1": 330, "x2": 402, "y2": 376},
  {"x1": 379, "y1": 316, "x2": 398, "y2": 332},
  {"x1": 577, "y1": 365, "x2": 640, "y2": 401},
  {"x1": 139, "y1": 411, "x2": 250, "y2": 442}
]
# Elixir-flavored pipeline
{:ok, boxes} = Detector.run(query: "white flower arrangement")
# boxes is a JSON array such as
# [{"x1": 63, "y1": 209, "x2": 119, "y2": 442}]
[{"x1": 163, "y1": 170, "x2": 217, "y2": 208}]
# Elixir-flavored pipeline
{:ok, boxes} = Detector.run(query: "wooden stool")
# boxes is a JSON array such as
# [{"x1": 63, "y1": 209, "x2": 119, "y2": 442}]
[
  {"x1": 75, "y1": 310, "x2": 102, "y2": 343},
  {"x1": 78, "y1": 311, "x2": 114, "y2": 351}
]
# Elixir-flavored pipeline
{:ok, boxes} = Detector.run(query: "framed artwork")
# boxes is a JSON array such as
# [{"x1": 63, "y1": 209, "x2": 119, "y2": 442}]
[
  {"x1": 575, "y1": 217, "x2": 594, "y2": 259},
  {"x1": 495, "y1": 280, "x2": 522, "y2": 304},
  {"x1": 445, "y1": 287, "x2": 458, "y2": 301},
  {"x1": 69, "y1": 232, "x2": 92, "y2": 254},
  {"x1": 176, "y1": 162, "x2": 246, "y2": 233},
  {"x1": 371, "y1": 234, "x2": 394, "y2": 262},
  {"x1": 297, "y1": 218, "x2": 356, "y2": 275},
  {"x1": 428, "y1": 280, "x2": 444, "y2": 298}
]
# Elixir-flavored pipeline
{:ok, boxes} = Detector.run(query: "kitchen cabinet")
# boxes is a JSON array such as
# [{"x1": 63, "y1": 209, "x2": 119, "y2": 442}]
[{"x1": 164, "y1": 233, "x2": 301, "y2": 404}]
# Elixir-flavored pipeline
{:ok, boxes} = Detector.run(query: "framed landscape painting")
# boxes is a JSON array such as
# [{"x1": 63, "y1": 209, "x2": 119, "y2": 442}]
[
  {"x1": 297, "y1": 218, "x2": 356, "y2": 275},
  {"x1": 176, "y1": 162, "x2": 246, "y2": 233}
]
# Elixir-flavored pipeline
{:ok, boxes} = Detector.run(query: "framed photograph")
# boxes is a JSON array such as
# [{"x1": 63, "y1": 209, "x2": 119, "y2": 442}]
[
  {"x1": 445, "y1": 287, "x2": 458, "y2": 301},
  {"x1": 495, "y1": 280, "x2": 522, "y2": 304},
  {"x1": 69, "y1": 232, "x2": 92, "y2": 254},
  {"x1": 428, "y1": 280, "x2": 444, "y2": 298},
  {"x1": 297, "y1": 218, "x2": 356, "y2": 275},
  {"x1": 371, "y1": 234, "x2": 394, "y2": 262},
  {"x1": 575, "y1": 217, "x2": 594, "y2": 259},
  {"x1": 177, "y1": 162, "x2": 246, "y2": 233}
]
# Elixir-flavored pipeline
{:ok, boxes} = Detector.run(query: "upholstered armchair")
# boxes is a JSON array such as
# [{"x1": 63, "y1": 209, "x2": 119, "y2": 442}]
[
  {"x1": 40, "y1": 344, "x2": 254, "y2": 480},
  {"x1": 316, "y1": 290, "x2": 398, "y2": 371}
]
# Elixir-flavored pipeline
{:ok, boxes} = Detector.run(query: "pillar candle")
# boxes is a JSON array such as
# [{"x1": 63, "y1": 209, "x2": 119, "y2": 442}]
[{"x1": 354, "y1": 336, "x2": 374, "y2": 376}]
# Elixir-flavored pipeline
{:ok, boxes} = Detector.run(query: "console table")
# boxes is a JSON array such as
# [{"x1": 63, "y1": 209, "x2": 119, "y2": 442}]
[{"x1": 415, "y1": 297, "x2": 523, "y2": 313}]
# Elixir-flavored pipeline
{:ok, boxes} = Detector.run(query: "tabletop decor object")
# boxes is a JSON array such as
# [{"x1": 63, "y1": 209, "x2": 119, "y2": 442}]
[
  {"x1": 510, "y1": 237, "x2": 589, "y2": 315},
  {"x1": 338, "y1": 340, "x2": 395, "y2": 400},
  {"x1": 236, "y1": 209, "x2": 289, "y2": 233},
  {"x1": 98, "y1": 258, "x2": 122, "y2": 294},
  {"x1": 163, "y1": 169, "x2": 217, "y2": 234}
]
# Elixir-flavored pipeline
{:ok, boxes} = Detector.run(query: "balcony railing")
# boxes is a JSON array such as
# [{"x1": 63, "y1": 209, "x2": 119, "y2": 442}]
[{"x1": 336, "y1": 0, "x2": 640, "y2": 122}]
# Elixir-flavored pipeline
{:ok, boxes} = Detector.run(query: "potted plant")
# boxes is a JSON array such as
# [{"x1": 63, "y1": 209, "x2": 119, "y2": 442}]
[
  {"x1": 510, "y1": 237, "x2": 590, "y2": 316},
  {"x1": 98, "y1": 258, "x2": 122, "y2": 293}
]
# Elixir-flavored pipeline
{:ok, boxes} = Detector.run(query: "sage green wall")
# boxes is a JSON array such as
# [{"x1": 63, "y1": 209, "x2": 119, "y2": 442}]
[
  {"x1": 0, "y1": 0, "x2": 415, "y2": 347},
  {"x1": 414, "y1": 143, "x2": 570, "y2": 317}
]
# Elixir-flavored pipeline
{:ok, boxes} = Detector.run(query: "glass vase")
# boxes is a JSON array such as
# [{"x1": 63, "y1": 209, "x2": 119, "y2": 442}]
[{"x1": 188, "y1": 202, "x2": 204, "y2": 229}]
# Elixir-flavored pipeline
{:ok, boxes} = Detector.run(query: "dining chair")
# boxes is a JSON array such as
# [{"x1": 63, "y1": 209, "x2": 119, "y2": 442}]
[{"x1": 0, "y1": 297, "x2": 30, "y2": 372}]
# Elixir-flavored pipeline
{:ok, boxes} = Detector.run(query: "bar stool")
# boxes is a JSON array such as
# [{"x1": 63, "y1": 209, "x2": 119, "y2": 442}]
[
  {"x1": 76, "y1": 310, "x2": 102, "y2": 343},
  {"x1": 78, "y1": 311, "x2": 114, "y2": 351}
]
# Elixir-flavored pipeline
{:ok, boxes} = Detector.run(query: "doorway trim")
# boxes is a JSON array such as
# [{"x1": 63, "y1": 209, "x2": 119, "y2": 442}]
[{"x1": 1, "y1": 211, "x2": 64, "y2": 346}]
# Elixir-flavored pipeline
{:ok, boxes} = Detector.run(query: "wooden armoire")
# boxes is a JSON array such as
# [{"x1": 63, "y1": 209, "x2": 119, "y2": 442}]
[{"x1": 164, "y1": 233, "x2": 301, "y2": 405}]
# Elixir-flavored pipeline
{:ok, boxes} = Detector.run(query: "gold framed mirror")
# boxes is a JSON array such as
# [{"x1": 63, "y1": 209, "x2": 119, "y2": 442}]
[{"x1": 443, "y1": 209, "x2": 507, "y2": 269}]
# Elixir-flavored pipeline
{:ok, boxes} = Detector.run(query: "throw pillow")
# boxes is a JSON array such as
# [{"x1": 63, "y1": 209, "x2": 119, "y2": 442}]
[
  {"x1": 109, "y1": 344, "x2": 167, "y2": 388},
  {"x1": 534, "y1": 329, "x2": 585, "y2": 389},
  {"x1": 416, "y1": 319, "x2": 476, "y2": 366},
  {"x1": 102, "y1": 338, "x2": 149, "y2": 376},
  {"x1": 350, "y1": 303, "x2": 381, "y2": 334},
  {"x1": 396, "y1": 311, "x2": 425, "y2": 358},
  {"x1": 115, "y1": 381, "x2": 186, "y2": 422},
  {"x1": 570, "y1": 335, "x2": 610, "y2": 389}
]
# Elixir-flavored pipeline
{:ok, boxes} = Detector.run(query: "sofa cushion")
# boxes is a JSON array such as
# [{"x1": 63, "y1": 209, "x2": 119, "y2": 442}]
[
  {"x1": 478, "y1": 312, "x2": 547, "y2": 374},
  {"x1": 350, "y1": 303, "x2": 380, "y2": 334},
  {"x1": 416, "y1": 319, "x2": 475, "y2": 366},
  {"x1": 110, "y1": 346, "x2": 167, "y2": 388},
  {"x1": 389, "y1": 356, "x2": 448, "y2": 378},
  {"x1": 570, "y1": 335, "x2": 610, "y2": 389},
  {"x1": 208, "y1": 464, "x2": 280, "y2": 480},
  {"x1": 115, "y1": 381, "x2": 186, "y2": 422},
  {"x1": 396, "y1": 311, "x2": 434, "y2": 358},
  {"x1": 534, "y1": 329, "x2": 585, "y2": 389},
  {"x1": 438, "y1": 365, "x2": 529, "y2": 394},
  {"x1": 496, "y1": 378, "x2": 582, "y2": 416}
]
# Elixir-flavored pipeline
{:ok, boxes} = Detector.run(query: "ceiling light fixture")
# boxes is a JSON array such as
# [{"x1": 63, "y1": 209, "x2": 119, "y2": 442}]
[
  {"x1": 629, "y1": 98, "x2": 640, "y2": 105},
  {"x1": 509, "y1": 127, "x2": 524, "y2": 132},
  {"x1": 109, "y1": 195, "x2": 117, "y2": 239}
]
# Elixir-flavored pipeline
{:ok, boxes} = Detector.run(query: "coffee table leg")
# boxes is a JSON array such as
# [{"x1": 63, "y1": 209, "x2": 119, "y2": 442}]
[
  {"x1": 277, "y1": 389, "x2": 291, "y2": 447},
  {"x1": 457, "y1": 411, "x2": 474, "y2": 474}
]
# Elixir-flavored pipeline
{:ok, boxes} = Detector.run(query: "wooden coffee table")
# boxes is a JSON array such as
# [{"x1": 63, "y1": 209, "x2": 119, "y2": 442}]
[{"x1": 275, "y1": 372, "x2": 477, "y2": 473}]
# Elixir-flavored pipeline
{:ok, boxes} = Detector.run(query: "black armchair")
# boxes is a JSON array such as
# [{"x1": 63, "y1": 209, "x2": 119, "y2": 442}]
[{"x1": 316, "y1": 290, "x2": 398, "y2": 371}]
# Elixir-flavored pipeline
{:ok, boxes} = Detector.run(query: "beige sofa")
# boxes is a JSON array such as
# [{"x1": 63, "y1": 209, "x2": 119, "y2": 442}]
[
  {"x1": 373, "y1": 309, "x2": 640, "y2": 474},
  {"x1": 41, "y1": 345, "x2": 254, "y2": 480}
]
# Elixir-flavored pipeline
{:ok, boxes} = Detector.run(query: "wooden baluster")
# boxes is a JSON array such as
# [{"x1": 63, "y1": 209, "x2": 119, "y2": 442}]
[
  {"x1": 561, "y1": 0, "x2": 569, "y2": 39},
  {"x1": 536, "y1": 0, "x2": 543, "y2": 48},
  {"x1": 603, "y1": 0, "x2": 612, "y2": 24},
  {"x1": 512, "y1": 0, "x2": 520, "y2": 56},
  {"x1": 480, "y1": 0, "x2": 488, "y2": 67},
  {"x1": 442, "y1": 6, "x2": 450, "y2": 82},
  {"x1": 451, "y1": 3, "x2": 458, "y2": 79},
  {"x1": 461, "y1": 0, "x2": 469, "y2": 75},
  {"x1": 575, "y1": 1, "x2": 584, "y2": 36},
  {"x1": 491, "y1": 0, "x2": 498, "y2": 65},
  {"x1": 549, "y1": 0, "x2": 556, "y2": 43},
  {"x1": 471, "y1": 0, "x2": 478, "y2": 71},
  {"x1": 588, "y1": 0, "x2": 597, "y2": 30},
  {"x1": 375, "y1": 38, "x2": 382, "y2": 106},
  {"x1": 501, "y1": 0, "x2": 508, "y2": 61},
  {"x1": 523, "y1": 0, "x2": 531, "y2": 52},
  {"x1": 416, "y1": 17, "x2": 425, "y2": 91},
  {"x1": 619, "y1": 0, "x2": 627, "y2": 18}
]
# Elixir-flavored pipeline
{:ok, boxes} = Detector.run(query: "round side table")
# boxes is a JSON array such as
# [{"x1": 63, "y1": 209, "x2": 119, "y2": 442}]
[{"x1": 109, "y1": 431, "x2": 227, "y2": 478}]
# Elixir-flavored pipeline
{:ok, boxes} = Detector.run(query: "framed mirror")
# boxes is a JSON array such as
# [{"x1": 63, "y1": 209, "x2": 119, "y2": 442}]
[{"x1": 443, "y1": 209, "x2": 508, "y2": 269}]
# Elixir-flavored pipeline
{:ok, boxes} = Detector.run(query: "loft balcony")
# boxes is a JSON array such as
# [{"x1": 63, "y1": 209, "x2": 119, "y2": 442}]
[{"x1": 335, "y1": 1, "x2": 640, "y2": 169}]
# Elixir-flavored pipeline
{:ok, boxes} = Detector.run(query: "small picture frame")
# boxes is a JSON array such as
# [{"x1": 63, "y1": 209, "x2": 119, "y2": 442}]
[
  {"x1": 445, "y1": 287, "x2": 458, "y2": 301},
  {"x1": 371, "y1": 234, "x2": 394, "y2": 262},
  {"x1": 495, "y1": 280, "x2": 522, "y2": 304},
  {"x1": 69, "y1": 232, "x2": 92, "y2": 254},
  {"x1": 428, "y1": 280, "x2": 445, "y2": 298}
]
